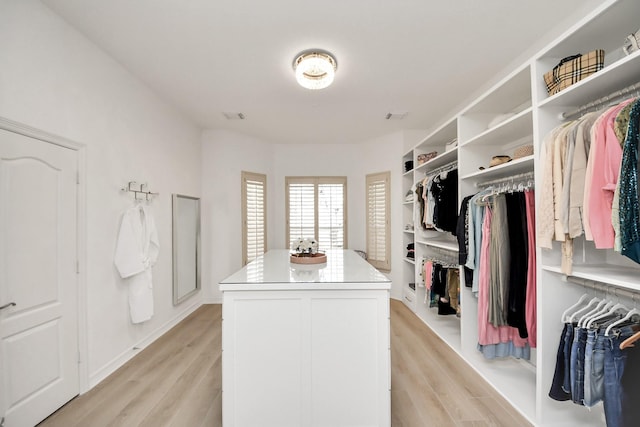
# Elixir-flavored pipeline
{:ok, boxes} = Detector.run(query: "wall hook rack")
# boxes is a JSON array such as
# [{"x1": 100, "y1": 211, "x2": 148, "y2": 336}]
[{"x1": 121, "y1": 181, "x2": 159, "y2": 201}]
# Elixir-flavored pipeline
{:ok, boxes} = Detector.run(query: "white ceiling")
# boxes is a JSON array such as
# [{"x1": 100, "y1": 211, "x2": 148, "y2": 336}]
[{"x1": 43, "y1": 0, "x2": 590, "y2": 145}]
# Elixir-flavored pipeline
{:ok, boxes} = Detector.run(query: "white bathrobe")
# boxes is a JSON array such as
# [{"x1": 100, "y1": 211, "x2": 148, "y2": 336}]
[{"x1": 114, "y1": 204, "x2": 159, "y2": 324}]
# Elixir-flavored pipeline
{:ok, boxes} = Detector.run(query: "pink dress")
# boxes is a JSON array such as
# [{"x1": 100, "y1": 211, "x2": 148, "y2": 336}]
[
  {"x1": 525, "y1": 190, "x2": 537, "y2": 348},
  {"x1": 587, "y1": 100, "x2": 635, "y2": 248},
  {"x1": 478, "y1": 205, "x2": 529, "y2": 348}
]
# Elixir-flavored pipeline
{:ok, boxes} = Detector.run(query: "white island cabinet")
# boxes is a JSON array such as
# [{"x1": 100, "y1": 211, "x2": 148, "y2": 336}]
[{"x1": 220, "y1": 249, "x2": 391, "y2": 427}]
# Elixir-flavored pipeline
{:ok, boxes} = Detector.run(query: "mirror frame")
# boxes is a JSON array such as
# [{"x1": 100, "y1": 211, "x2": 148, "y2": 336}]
[{"x1": 172, "y1": 194, "x2": 201, "y2": 305}]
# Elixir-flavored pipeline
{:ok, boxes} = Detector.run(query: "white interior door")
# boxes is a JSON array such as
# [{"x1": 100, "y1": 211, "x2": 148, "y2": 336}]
[{"x1": 0, "y1": 127, "x2": 79, "y2": 427}]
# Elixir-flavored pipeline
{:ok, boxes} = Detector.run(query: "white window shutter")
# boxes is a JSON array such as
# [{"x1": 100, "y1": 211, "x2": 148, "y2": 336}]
[
  {"x1": 286, "y1": 177, "x2": 347, "y2": 251},
  {"x1": 242, "y1": 172, "x2": 266, "y2": 265},
  {"x1": 366, "y1": 172, "x2": 390, "y2": 271}
]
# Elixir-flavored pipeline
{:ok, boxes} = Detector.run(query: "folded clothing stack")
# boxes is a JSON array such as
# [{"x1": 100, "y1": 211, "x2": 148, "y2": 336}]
[
  {"x1": 404, "y1": 160, "x2": 413, "y2": 172},
  {"x1": 406, "y1": 243, "x2": 415, "y2": 259}
]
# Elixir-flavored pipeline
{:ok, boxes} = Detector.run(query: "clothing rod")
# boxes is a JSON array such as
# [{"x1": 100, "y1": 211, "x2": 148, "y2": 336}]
[
  {"x1": 561, "y1": 81, "x2": 640, "y2": 119},
  {"x1": 424, "y1": 160, "x2": 457, "y2": 176},
  {"x1": 566, "y1": 276, "x2": 638, "y2": 301},
  {"x1": 475, "y1": 171, "x2": 535, "y2": 188}
]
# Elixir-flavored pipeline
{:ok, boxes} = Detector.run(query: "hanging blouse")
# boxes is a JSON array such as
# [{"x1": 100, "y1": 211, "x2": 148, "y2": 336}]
[{"x1": 619, "y1": 100, "x2": 640, "y2": 263}]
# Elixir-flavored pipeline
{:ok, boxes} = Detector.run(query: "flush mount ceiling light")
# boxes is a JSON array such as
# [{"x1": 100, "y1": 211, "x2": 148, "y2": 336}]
[{"x1": 293, "y1": 50, "x2": 337, "y2": 90}]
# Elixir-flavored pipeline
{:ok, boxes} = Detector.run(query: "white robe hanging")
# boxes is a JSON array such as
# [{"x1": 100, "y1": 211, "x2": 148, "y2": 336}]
[{"x1": 114, "y1": 204, "x2": 159, "y2": 324}]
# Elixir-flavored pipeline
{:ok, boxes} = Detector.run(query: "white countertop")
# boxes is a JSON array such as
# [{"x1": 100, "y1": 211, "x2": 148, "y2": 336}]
[{"x1": 220, "y1": 249, "x2": 391, "y2": 291}]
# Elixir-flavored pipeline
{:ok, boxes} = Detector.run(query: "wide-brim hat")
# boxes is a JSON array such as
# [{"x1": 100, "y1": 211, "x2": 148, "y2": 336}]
[{"x1": 479, "y1": 155, "x2": 512, "y2": 170}]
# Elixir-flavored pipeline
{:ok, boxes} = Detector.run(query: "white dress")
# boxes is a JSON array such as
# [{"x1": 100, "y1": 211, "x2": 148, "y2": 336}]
[{"x1": 114, "y1": 204, "x2": 159, "y2": 323}]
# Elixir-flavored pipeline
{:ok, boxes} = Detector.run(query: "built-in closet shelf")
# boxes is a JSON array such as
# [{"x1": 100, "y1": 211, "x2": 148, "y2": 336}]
[
  {"x1": 404, "y1": 258, "x2": 416, "y2": 265},
  {"x1": 414, "y1": 149, "x2": 457, "y2": 173},
  {"x1": 403, "y1": 169, "x2": 414, "y2": 177},
  {"x1": 537, "y1": 50, "x2": 640, "y2": 111},
  {"x1": 403, "y1": 229, "x2": 415, "y2": 235},
  {"x1": 403, "y1": 201, "x2": 413, "y2": 206},
  {"x1": 460, "y1": 155, "x2": 534, "y2": 182},
  {"x1": 538, "y1": 0, "x2": 639, "y2": 61},
  {"x1": 541, "y1": 264, "x2": 640, "y2": 292},
  {"x1": 416, "y1": 238, "x2": 458, "y2": 252},
  {"x1": 463, "y1": 351, "x2": 537, "y2": 423},
  {"x1": 460, "y1": 108, "x2": 533, "y2": 147},
  {"x1": 415, "y1": 118, "x2": 457, "y2": 149},
  {"x1": 415, "y1": 307, "x2": 461, "y2": 353}
]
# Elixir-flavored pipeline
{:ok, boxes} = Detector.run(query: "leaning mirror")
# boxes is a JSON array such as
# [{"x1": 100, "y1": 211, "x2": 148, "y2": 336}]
[{"x1": 172, "y1": 194, "x2": 201, "y2": 305}]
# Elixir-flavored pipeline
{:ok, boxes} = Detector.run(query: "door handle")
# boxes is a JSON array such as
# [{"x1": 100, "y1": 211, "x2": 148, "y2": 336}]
[{"x1": 0, "y1": 302, "x2": 16, "y2": 310}]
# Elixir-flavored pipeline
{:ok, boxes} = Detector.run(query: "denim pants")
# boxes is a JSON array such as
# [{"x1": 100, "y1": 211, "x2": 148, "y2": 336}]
[
  {"x1": 603, "y1": 326, "x2": 634, "y2": 427},
  {"x1": 583, "y1": 329, "x2": 606, "y2": 407},
  {"x1": 562, "y1": 324, "x2": 574, "y2": 395},
  {"x1": 620, "y1": 340, "x2": 640, "y2": 427},
  {"x1": 549, "y1": 323, "x2": 572, "y2": 401},
  {"x1": 570, "y1": 327, "x2": 587, "y2": 405}
]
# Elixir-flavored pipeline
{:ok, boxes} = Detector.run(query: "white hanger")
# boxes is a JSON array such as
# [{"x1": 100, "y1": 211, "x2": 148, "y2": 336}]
[
  {"x1": 585, "y1": 300, "x2": 618, "y2": 329},
  {"x1": 584, "y1": 300, "x2": 616, "y2": 328},
  {"x1": 577, "y1": 299, "x2": 609, "y2": 328},
  {"x1": 568, "y1": 297, "x2": 601, "y2": 324},
  {"x1": 561, "y1": 294, "x2": 589, "y2": 322},
  {"x1": 605, "y1": 307, "x2": 639, "y2": 336}
]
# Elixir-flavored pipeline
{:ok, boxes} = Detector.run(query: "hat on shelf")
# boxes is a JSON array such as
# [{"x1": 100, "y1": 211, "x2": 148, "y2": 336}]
[
  {"x1": 479, "y1": 155, "x2": 512, "y2": 170},
  {"x1": 513, "y1": 144, "x2": 534, "y2": 159}
]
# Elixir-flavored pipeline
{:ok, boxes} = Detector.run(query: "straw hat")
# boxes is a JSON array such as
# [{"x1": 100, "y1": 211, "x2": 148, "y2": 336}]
[{"x1": 479, "y1": 155, "x2": 512, "y2": 170}]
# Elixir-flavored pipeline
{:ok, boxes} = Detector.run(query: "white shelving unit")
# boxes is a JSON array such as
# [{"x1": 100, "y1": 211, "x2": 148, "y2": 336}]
[{"x1": 400, "y1": 1, "x2": 640, "y2": 425}]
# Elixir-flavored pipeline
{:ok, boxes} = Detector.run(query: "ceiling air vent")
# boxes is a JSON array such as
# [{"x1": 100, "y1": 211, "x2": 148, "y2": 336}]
[
  {"x1": 385, "y1": 112, "x2": 408, "y2": 120},
  {"x1": 223, "y1": 112, "x2": 246, "y2": 120}
]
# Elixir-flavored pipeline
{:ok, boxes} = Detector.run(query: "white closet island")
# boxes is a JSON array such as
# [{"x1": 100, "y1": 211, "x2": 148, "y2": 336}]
[{"x1": 219, "y1": 249, "x2": 391, "y2": 427}]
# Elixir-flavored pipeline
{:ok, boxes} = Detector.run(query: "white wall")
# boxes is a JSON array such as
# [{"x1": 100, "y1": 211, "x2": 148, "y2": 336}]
[
  {"x1": 201, "y1": 130, "x2": 405, "y2": 302},
  {"x1": 0, "y1": 0, "x2": 202, "y2": 387},
  {"x1": 200, "y1": 129, "x2": 275, "y2": 303},
  {"x1": 271, "y1": 143, "x2": 362, "y2": 250}
]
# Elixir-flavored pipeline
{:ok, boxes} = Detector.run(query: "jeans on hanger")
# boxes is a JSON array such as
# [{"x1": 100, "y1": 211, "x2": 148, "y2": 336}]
[
  {"x1": 549, "y1": 323, "x2": 572, "y2": 401},
  {"x1": 562, "y1": 324, "x2": 574, "y2": 395},
  {"x1": 570, "y1": 326, "x2": 587, "y2": 405},
  {"x1": 603, "y1": 326, "x2": 634, "y2": 427},
  {"x1": 583, "y1": 329, "x2": 606, "y2": 407}
]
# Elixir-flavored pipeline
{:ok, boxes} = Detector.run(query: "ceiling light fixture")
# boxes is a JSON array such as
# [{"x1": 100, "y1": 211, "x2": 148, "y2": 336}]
[{"x1": 293, "y1": 49, "x2": 337, "y2": 90}]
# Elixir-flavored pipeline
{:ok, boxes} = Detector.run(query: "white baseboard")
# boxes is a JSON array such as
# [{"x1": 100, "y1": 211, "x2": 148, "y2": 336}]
[
  {"x1": 204, "y1": 296, "x2": 222, "y2": 304},
  {"x1": 87, "y1": 300, "x2": 202, "y2": 391}
]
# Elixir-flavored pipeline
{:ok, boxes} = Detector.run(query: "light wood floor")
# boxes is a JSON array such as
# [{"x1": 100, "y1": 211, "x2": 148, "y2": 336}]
[{"x1": 40, "y1": 300, "x2": 531, "y2": 427}]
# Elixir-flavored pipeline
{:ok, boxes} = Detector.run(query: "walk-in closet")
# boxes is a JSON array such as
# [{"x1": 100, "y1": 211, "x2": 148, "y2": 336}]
[{"x1": 402, "y1": 0, "x2": 640, "y2": 425}]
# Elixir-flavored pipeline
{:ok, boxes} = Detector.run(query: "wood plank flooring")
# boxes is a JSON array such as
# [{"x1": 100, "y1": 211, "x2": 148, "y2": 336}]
[{"x1": 39, "y1": 300, "x2": 531, "y2": 427}]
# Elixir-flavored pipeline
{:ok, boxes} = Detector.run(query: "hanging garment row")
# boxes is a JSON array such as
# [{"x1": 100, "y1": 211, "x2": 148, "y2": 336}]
[
  {"x1": 421, "y1": 258, "x2": 460, "y2": 317},
  {"x1": 550, "y1": 285, "x2": 640, "y2": 427},
  {"x1": 457, "y1": 180, "x2": 537, "y2": 359},
  {"x1": 414, "y1": 165, "x2": 458, "y2": 234},
  {"x1": 538, "y1": 96, "x2": 640, "y2": 273}
]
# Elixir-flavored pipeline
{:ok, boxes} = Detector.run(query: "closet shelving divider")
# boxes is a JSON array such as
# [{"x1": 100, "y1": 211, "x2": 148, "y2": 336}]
[
  {"x1": 457, "y1": 62, "x2": 538, "y2": 422},
  {"x1": 405, "y1": 118, "x2": 462, "y2": 349},
  {"x1": 401, "y1": 0, "x2": 640, "y2": 425},
  {"x1": 402, "y1": 149, "x2": 417, "y2": 311}
]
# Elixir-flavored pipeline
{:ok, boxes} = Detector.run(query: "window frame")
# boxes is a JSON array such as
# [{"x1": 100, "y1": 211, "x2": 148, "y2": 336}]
[
  {"x1": 241, "y1": 171, "x2": 267, "y2": 265},
  {"x1": 285, "y1": 176, "x2": 348, "y2": 251},
  {"x1": 366, "y1": 171, "x2": 391, "y2": 272}
]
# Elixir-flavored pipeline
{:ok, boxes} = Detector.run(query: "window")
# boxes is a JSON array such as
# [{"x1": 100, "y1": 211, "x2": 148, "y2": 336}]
[
  {"x1": 242, "y1": 171, "x2": 267, "y2": 265},
  {"x1": 366, "y1": 171, "x2": 390, "y2": 271},
  {"x1": 285, "y1": 177, "x2": 347, "y2": 250}
]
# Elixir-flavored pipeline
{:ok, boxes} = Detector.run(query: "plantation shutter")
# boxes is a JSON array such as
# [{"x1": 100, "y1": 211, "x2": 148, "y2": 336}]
[
  {"x1": 242, "y1": 172, "x2": 266, "y2": 265},
  {"x1": 366, "y1": 172, "x2": 390, "y2": 271},
  {"x1": 286, "y1": 177, "x2": 347, "y2": 251},
  {"x1": 318, "y1": 183, "x2": 345, "y2": 249},
  {"x1": 287, "y1": 180, "x2": 316, "y2": 247}
]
